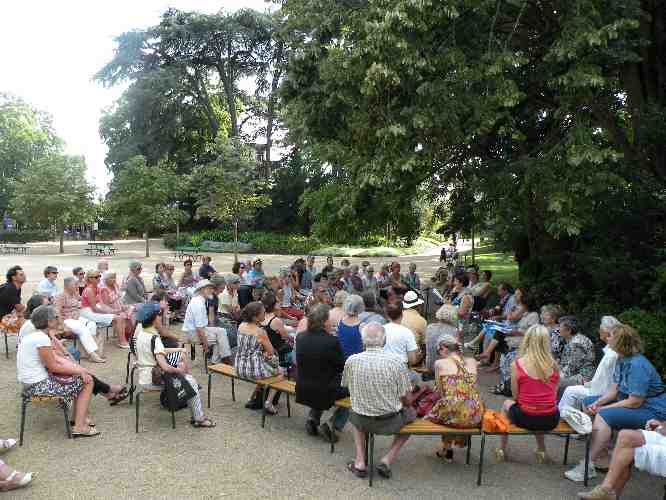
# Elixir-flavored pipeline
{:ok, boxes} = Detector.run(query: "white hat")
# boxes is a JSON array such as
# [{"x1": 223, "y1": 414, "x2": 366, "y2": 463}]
[
  {"x1": 402, "y1": 290, "x2": 424, "y2": 308},
  {"x1": 194, "y1": 279, "x2": 214, "y2": 293}
]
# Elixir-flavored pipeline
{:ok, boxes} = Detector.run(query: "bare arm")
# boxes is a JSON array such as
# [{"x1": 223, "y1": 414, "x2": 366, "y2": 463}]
[
  {"x1": 38, "y1": 346, "x2": 88, "y2": 380},
  {"x1": 407, "y1": 349, "x2": 421, "y2": 367},
  {"x1": 256, "y1": 331, "x2": 275, "y2": 357}
]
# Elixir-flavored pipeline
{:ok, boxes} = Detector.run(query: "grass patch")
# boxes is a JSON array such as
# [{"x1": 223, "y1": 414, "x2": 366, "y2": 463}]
[{"x1": 460, "y1": 243, "x2": 519, "y2": 284}]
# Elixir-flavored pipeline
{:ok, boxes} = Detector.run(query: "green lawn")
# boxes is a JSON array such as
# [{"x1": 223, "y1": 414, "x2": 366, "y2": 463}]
[{"x1": 460, "y1": 243, "x2": 519, "y2": 284}]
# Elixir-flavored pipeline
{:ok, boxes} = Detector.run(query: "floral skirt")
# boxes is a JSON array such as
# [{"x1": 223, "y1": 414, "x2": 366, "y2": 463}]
[{"x1": 23, "y1": 375, "x2": 83, "y2": 404}]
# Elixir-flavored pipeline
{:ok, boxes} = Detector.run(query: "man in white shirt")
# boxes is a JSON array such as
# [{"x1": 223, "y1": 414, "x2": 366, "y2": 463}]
[
  {"x1": 559, "y1": 316, "x2": 621, "y2": 413},
  {"x1": 36, "y1": 266, "x2": 59, "y2": 301},
  {"x1": 382, "y1": 303, "x2": 420, "y2": 367},
  {"x1": 182, "y1": 280, "x2": 231, "y2": 364}
]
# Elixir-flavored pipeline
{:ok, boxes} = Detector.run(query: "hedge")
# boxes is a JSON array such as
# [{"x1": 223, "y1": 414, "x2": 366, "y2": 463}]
[{"x1": 0, "y1": 230, "x2": 52, "y2": 243}]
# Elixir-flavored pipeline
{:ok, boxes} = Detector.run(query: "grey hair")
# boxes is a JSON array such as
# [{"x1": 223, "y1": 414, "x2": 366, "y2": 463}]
[
  {"x1": 342, "y1": 294, "x2": 365, "y2": 316},
  {"x1": 307, "y1": 304, "x2": 331, "y2": 331},
  {"x1": 600, "y1": 316, "x2": 620, "y2": 332},
  {"x1": 43, "y1": 265, "x2": 57, "y2": 277},
  {"x1": 437, "y1": 333, "x2": 460, "y2": 351},
  {"x1": 361, "y1": 290, "x2": 377, "y2": 309},
  {"x1": 63, "y1": 277, "x2": 76, "y2": 287},
  {"x1": 559, "y1": 315, "x2": 579, "y2": 334},
  {"x1": 361, "y1": 322, "x2": 386, "y2": 348},
  {"x1": 31, "y1": 305, "x2": 56, "y2": 330},
  {"x1": 350, "y1": 264, "x2": 359, "y2": 273},
  {"x1": 129, "y1": 261, "x2": 142, "y2": 271},
  {"x1": 225, "y1": 273, "x2": 241, "y2": 285}
]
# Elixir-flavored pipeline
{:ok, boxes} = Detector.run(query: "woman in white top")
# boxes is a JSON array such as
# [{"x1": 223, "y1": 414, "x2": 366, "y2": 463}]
[
  {"x1": 17, "y1": 305, "x2": 97, "y2": 437},
  {"x1": 558, "y1": 316, "x2": 621, "y2": 413}
]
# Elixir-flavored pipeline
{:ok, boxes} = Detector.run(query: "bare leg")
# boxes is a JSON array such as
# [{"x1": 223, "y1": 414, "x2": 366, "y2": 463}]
[
  {"x1": 499, "y1": 399, "x2": 514, "y2": 453},
  {"x1": 115, "y1": 318, "x2": 127, "y2": 345},
  {"x1": 600, "y1": 430, "x2": 645, "y2": 495},
  {"x1": 380, "y1": 435, "x2": 410, "y2": 466},
  {"x1": 72, "y1": 379, "x2": 94, "y2": 433},
  {"x1": 479, "y1": 339, "x2": 499, "y2": 359},
  {"x1": 352, "y1": 427, "x2": 367, "y2": 471},
  {"x1": 590, "y1": 414, "x2": 613, "y2": 465},
  {"x1": 535, "y1": 434, "x2": 546, "y2": 453}
]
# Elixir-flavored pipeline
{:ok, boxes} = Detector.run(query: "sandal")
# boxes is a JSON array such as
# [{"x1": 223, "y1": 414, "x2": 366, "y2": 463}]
[
  {"x1": 70, "y1": 421, "x2": 95, "y2": 428},
  {"x1": 436, "y1": 449, "x2": 454, "y2": 463},
  {"x1": 346, "y1": 461, "x2": 367, "y2": 478},
  {"x1": 376, "y1": 462, "x2": 392, "y2": 479},
  {"x1": 109, "y1": 387, "x2": 129, "y2": 406},
  {"x1": 191, "y1": 418, "x2": 216, "y2": 428},
  {"x1": 72, "y1": 428, "x2": 101, "y2": 438},
  {"x1": 0, "y1": 470, "x2": 34, "y2": 491},
  {"x1": 0, "y1": 439, "x2": 17, "y2": 453}
]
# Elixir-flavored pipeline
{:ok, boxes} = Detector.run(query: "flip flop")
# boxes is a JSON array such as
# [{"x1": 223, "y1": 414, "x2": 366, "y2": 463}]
[
  {"x1": 346, "y1": 461, "x2": 367, "y2": 478},
  {"x1": 72, "y1": 429, "x2": 101, "y2": 438},
  {"x1": 70, "y1": 421, "x2": 95, "y2": 428},
  {"x1": 0, "y1": 471, "x2": 34, "y2": 491},
  {"x1": 376, "y1": 463, "x2": 392, "y2": 478},
  {"x1": 191, "y1": 418, "x2": 216, "y2": 428}
]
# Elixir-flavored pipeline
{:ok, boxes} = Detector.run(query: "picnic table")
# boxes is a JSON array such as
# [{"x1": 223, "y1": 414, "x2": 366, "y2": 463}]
[
  {"x1": 0, "y1": 243, "x2": 30, "y2": 255},
  {"x1": 173, "y1": 246, "x2": 202, "y2": 262},
  {"x1": 85, "y1": 242, "x2": 116, "y2": 256}
]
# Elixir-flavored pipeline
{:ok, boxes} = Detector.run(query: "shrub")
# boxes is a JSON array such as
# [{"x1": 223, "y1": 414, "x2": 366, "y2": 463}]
[
  {"x1": 0, "y1": 230, "x2": 52, "y2": 243},
  {"x1": 619, "y1": 308, "x2": 666, "y2": 377}
]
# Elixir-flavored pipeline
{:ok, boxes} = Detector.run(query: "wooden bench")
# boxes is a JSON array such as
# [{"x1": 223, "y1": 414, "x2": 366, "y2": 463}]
[
  {"x1": 478, "y1": 419, "x2": 591, "y2": 486},
  {"x1": 206, "y1": 363, "x2": 283, "y2": 428},
  {"x1": 0, "y1": 243, "x2": 30, "y2": 255},
  {"x1": 19, "y1": 394, "x2": 72, "y2": 445}
]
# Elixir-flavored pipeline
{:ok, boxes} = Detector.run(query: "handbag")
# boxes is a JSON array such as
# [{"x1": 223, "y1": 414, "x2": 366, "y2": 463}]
[
  {"x1": 481, "y1": 410, "x2": 510, "y2": 433},
  {"x1": 161, "y1": 372, "x2": 196, "y2": 411},
  {"x1": 0, "y1": 311, "x2": 22, "y2": 334},
  {"x1": 561, "y1": 405, "x2": 592, "y2": 434}
]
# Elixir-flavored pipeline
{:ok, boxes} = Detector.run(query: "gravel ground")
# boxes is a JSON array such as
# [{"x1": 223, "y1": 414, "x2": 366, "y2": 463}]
[{"x1": 0, "y1": 240, "x2": 661, "y2": 499}]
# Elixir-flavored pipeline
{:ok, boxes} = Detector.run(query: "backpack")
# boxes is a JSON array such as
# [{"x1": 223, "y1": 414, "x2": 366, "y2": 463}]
[{"x1": 149, "y1": 335, "x2": 192, "y2": 411}]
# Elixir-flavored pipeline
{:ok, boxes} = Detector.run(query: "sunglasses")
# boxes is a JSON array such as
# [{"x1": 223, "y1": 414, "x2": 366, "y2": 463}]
[{"x1": 92, "y1": 275, "x2": 101, "y2": 279}]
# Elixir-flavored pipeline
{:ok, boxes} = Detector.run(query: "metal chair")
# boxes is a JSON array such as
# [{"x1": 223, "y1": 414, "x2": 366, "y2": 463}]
[{"x1": 19, "y1": 394, "x2": 72, "y2": 446}]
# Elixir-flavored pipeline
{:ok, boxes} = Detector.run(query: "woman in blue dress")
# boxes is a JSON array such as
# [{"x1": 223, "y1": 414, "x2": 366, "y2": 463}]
[{"x1": 564, "y1": 323, "x2": 666, "y2": 483}]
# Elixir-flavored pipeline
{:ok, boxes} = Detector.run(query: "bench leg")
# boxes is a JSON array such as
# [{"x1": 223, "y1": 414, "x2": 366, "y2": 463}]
[
  {"x1": 61, "y1": 400, "x2": 72, "y2": 439},
  {"x1": 367, "y1": 433, "x2": 374, "y2": 487},
  {"x1": 466, "y1": 435, "x2": 472, "y2": 465},
  {"x1": 207, "y1": 373, "x2": 212, "y2": 409},
  {"x1": 584, "y1": 434, "x2": 591, "y2": 487},
  {"x1": 129, "y1": 367, "x2": 137, "y2": 405},
  {"x1": 171, "y1": 408, "x2": 176, "y2": 430},
  {"x1": 231, "y1": 378, "x2": 236, "y2": 402},
  {"x1": 563, "y1": 434, "x2": 571, "y2": 465},
  {"x1": 19, "y1": 398, "x2": 28, "y2": 446},
  {"x1": 190, "y1": 344, "x2": 196, "y2": 361},
  {"x1": 125, "y1": 352, "x2": 131, "y2": 384},
  {"x1": 135, "y1": 393, "x2": 141, "y2": 433},
  {"x1": 477, "y1": 432, "x2": 486, "y2": 486},
  {"x1": 261, "y1": 386, "x2": 268, "y2": 429},
  {"x1": 286, "y1": 393, "x2": 291, "y2": 418}
]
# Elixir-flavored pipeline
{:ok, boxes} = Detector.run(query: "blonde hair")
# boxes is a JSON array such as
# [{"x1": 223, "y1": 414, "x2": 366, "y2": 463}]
[
  {"x1": 435, "y1": 304, "x2": 458, "y2": 325},
  {"x1": 333, "y1": 290, "x2": 349, "y2": 307},
  {"x1": 519, "y1": 325, "x2": 556, "y2": 382},
  {"x1": 609, "y1": 324, "x2": 642, "y2": 356},
  {"x1": 84, "y1": 269, "x2": 100, "y2": 283}
]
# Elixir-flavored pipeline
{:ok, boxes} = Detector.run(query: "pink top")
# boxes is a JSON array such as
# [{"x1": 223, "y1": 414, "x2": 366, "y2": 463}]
[
  {"x1": 515, "y1": 358, "x2": 558, "y2": 415},
  {"x1": 80, "y1": 286, "x2": 98, "y2": 309}
]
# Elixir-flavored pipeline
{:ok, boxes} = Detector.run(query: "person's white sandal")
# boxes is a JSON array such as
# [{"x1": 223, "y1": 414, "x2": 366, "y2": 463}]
[
  {"x1": 0, "y1": 439, "x2": 17, "y2": 453},
  {"x1": 0, "y1": 470, "x2": 34, "y2": 491}
]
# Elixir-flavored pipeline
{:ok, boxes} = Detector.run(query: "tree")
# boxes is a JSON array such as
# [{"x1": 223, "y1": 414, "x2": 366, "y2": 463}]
[
  {"x1": 191, "y1": 137, "x2": 270, "y2": 261},
  {"x1": 280, "y1": 0, "x2": 666, "y2": 313},
  {"x1": 107, "y1": 156, "x2": 185, "y2": 257},
  {"x1": 9, "y1": 154, "x2": 94, "y2": 253},
  {"x1": 0, "y1": 93, "x2": 62, "y2": 216}
]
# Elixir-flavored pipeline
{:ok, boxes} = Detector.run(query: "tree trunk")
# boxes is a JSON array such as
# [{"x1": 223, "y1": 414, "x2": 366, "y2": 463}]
[
  {"x1": 265, "y1": 41, "x2": 284, "y2": 165},
  {"x1": 233, "y1": 219, "x2": 239, "y2": 263},
  {"x1": 219, "y1": 50, "x2": 239, "y2": 137},
  {"x1": 144, "y1": 231, "x2": 150, "y2": 258},
  {"x1": 471, "y1": 225, "x2": 475, "y2": 265},
  {"x1": 59, "y1": 227, "x2": 64, "y2": 254}
]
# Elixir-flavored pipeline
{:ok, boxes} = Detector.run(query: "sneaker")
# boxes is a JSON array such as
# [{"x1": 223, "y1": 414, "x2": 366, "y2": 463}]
[
  {"x1": 305, "y1": 419, "x2": 318, "y2": 436},
  {"x1": 577, "y1": 486, "x2": 616, "y2": 500},
  {"x1": 565, "y1": 460, "x2": 596, "y2": 482}
]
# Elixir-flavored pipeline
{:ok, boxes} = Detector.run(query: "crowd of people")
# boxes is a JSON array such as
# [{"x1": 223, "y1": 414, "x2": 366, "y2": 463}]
[{"x1": 0, "y1": 255, "x2": 664, "y2": 498}]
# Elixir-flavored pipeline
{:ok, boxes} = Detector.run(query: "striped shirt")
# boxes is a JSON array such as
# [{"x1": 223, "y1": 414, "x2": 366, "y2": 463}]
[{"x1": 342, "y1": 347, "x2": 411, "y2": 417}]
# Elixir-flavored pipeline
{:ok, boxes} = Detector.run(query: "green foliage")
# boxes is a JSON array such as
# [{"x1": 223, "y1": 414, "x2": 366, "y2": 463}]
[
  {"x1": 9, "y1": 154, "x2": 95, "y2": 252},
  {"x1": 619, "y1": 309, "x2": 666, "y2": 376},
  {"x1": 107, "y1": 155, "x2": 186, "y2": 250},
  {"x1": 0, "y1": 230, "x2": 51, "y2": 243},
  {"x1": 191, "y1": 137, "x2": 271, "y2": 240},
  {"x1": 0, "y1": 93, "x2": 63, "y2": 214}
]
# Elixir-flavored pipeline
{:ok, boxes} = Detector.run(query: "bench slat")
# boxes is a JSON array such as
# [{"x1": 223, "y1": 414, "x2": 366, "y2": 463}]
[
  {"x1": 270, "y1": 380, "x2": 296, "y2": 394},
  {"x1": 208, "y1": 363, "x2": 283, "y2": 385},
  {"x1": 399, "y1": 419, "x2": 480, "y2": 435}
]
